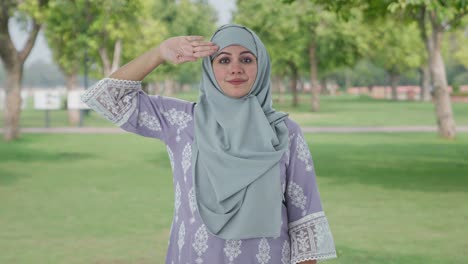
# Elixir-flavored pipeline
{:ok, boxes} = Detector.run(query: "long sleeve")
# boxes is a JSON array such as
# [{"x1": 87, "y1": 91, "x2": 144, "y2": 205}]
[
  {"x1": 81, "y1": 78, "x2": 194, "y2": 144},
  {"x1": 285, "y1": 120, "x2": 337, "y2": 263}
]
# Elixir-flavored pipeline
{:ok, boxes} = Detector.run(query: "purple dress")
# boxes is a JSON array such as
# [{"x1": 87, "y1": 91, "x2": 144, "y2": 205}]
[{"x1": 82, "y1": 78, "x2": 337, "y2": 264}]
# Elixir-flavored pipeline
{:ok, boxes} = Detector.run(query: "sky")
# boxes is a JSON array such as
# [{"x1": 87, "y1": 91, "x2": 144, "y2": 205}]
[{"x1": 9, "y1": 0, "x2": 235, "y2": 66}]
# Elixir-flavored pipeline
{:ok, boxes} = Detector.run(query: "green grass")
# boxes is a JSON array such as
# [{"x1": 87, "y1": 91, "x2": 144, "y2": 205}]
[
  {"x1": 1, "y1": 133, "x2": 467, "y2": 263},
  {"x1": 2, "y1": 93, "x2": 468, "y2": 128},
  {"x1": 280, "y1": 94, "x2": 468, "y2": 127}
]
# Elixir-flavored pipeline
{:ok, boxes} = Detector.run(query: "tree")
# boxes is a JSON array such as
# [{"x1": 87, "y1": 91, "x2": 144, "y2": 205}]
[
  {"x1": 304, "y1": 0, "x2": 467, "y2": 138},
  {"x1": 0, "y1": 0, "x2": 49, "y2": 141},
  {"x1": 86, "y1": 0, "x2": 142, "y2": 77},
  {"x1": 366, "y1": 19, "x2": 423, "y2": 100},
  {"x1": 237, "y1": 0, "x2": 365, "y2": 110},
  {"x1": 235, "y1": 0, "x2": 308, "y2": 107},
  {"x1": 45, "y1": 0, "x2": 89, "y2": 126},
  {"x1": 44, "y1": 0, "x2": 150, "y2": 125},
  {"x1": 152, "y1": 0, "x2": 217, "y2": 95},
  {"x1": 388, "y1": 1, "x2": 468, "y2": 139}
]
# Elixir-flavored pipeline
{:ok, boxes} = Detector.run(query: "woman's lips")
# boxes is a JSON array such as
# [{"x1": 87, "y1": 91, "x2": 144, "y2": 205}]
[{"x1": 227, "y1": 79, "x2": 247, "y2": 85}]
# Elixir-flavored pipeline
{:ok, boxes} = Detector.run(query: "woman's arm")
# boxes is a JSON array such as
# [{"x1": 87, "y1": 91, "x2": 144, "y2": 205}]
[{"x1": 109, "y1": 36, "x2": 218, "y2": 81}]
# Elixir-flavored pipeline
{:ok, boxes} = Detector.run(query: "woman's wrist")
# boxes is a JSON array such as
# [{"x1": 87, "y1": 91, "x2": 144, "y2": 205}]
[{"x1": 149, "y1": 45, "x2": 166, "y2": 68}]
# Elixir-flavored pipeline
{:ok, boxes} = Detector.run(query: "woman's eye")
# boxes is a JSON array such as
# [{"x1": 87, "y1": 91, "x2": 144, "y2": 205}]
[
  {"x1": 219, "y1": 58, "x2": 230, "y2": 64},
  {"x1": 241, "y1": 57, "x2": 253, "y2": 63}
]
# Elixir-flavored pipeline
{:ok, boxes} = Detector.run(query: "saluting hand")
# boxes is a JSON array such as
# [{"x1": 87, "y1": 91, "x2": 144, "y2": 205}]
[{"x1": 159, "y1": 36, "x2": 219, "y2": 64}]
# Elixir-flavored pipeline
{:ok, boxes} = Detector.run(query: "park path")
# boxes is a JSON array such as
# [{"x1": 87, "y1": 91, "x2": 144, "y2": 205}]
[{"x1": 1, "y1": 126, "x2": 467, "y2": 134}]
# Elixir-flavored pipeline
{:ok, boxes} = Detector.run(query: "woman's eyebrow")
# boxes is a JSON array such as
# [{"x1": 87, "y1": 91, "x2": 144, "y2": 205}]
[
  {"x1": 216, "y1": 51, "x2": 254, "y2": 57},
  {"x1": 216, "y1": 52, "x2": 232, "y2": 57},
  {"x1": 240, "y1": 51, "x2": 254, "y2": 55}
]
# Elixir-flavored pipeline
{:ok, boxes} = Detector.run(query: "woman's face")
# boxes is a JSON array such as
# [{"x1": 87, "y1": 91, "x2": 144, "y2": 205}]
[{"x1": 212, "y1": 45, "x2": 257, "y2": 98}]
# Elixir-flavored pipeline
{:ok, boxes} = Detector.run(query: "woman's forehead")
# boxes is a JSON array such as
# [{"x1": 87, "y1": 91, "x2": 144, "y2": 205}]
[
  {"x1": 219, "y1": 45, "x2": 255, "y2": 55},
  {"x1": 211, "y1": 26, "x2": 257, "y2": 56},
  {"x1": 211, "y1": 45, "x2": 257, "y2": 61}
]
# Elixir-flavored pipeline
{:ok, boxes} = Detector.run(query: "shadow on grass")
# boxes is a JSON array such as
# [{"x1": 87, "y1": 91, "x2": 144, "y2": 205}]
[
  {"x1": 0, "y1": 168, "x2": 23, "y2": 185},
  {"x1": 0, "y1": 138, "x2": 96, "y2": 185},
  {"x1": 314, "y1": 142, "x2": 468, "y2": 193},
  {"x1": 332, "y1": 245, "x2": 449, "y2": 264},
  {"x1": 145, "y1": 151, "x2": 172, "y2": 169},
  {"x1": 0, "y1": 148, "x2": 95, "y2": 163},
  {"x1": 0, "y1": 135, "x2": 95, "y2": 163}
]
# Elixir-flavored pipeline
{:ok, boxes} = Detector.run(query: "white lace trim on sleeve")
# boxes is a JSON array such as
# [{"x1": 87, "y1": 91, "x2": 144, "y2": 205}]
[
  {"x1": 289, "y1": 211, "x2": 337, "y2": 263},
  {"x1": 81, "y1": 78, "x2": 140, "y2": 126}
]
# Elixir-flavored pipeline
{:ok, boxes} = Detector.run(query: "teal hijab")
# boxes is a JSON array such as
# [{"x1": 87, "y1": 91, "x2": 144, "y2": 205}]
[{"x1": 192, "y1": 24, "x2": 289, "y2": 239}]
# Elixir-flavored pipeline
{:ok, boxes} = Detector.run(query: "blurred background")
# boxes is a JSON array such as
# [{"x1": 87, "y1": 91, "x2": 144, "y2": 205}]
[{"x1": 1, "y1": 0, "x2": 467, "y2": 263}]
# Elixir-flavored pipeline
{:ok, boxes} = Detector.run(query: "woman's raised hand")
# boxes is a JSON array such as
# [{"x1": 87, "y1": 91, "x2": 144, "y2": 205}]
[{"x1": 159, "y1": 36, "x2": 218, "y2": 64}]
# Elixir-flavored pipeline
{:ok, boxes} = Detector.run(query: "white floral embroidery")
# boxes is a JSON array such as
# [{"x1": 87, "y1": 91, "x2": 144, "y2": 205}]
[
  {"x1": 182, "y1": 142, "x2": 192, "y2": 182},
  {"x1": 137, "y1": 111, "x2": 161, "y2": 131},
  {"x1": 177, "y1": 221, "x2": 185, "y2": 262},
  {"x1": 281, "y1": 240, "x2": 290, "y2": 264},
  {"x1": 287, "y1": 181, "x2": 307, "y2": 216},
  {"x1": 224, "y1": 240, "x2": 242, "y2": 264},
  {"x1": 81, "y1": 78, "x2": 139, "y2": 126},
  {"x1": 296, "y1": 134, "x2": 313, "y2": 171},
  {"x1": 175, "y1": 182, "x2": 181, "y2": 222},
  {"x1": 297, "y1": 229, "x2": 311, "y2": 252},
  {"x1": 192, "y1": 225, "x2": 209, "y2": 264},
  {"x1": 289, "y1": 212, "x2": 337, "y2": 263},
  {"x1": 167, "y1": 146, "x2": 174, "y2": 171},
  {"x1": 188, "y1": 187, "x2": 197, "y2": 224},
  {"x1": 314, "y1": 217, "x2": 335, "y2": 254},
  {"x1": 163, "y1": 108, "x2": 192, "y2": 142},
  {"x1": 256, "y1": 238, "x2": 271, "y2": 264}
]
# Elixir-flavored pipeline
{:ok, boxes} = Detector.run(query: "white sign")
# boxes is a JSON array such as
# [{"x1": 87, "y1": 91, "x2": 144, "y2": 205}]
[
  {"x1": 67, "y1": 90, "x2": 90, "y2": 110},
  {"x1": 34, "y1": 90, "x2": 62, "y2": 110},
  {"x1": 21, "y1": 90, "x2": 28, "y2": 109}
]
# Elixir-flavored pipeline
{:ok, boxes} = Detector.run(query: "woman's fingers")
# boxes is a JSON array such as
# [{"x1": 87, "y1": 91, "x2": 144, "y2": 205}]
[
  {"x1": 182, "y1": 37, "x2": 218, "y2": 59},
  {"x1": 162, "y1": 36, "x2": 218, "y2": 64},
  {"x1": 193, "y1": 45, "x2": 218, "y2": 58},
  {"x1": 185, "y1": 35, "x2": 204, "y2": 42}
]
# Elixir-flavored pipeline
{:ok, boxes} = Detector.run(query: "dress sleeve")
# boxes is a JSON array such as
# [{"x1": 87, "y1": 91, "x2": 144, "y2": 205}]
[
  {"x1": 81, "y1": 78, "x2": 194, "y2": 144},
  {"x1": 285, "y1": 121, "x2": 337, "y2": 263}
]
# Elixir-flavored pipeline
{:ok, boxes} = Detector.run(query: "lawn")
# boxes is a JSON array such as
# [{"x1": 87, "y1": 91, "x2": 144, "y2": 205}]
[
  {"x1": 2, "y1": 93, "x2": 468, "y2": 128},
  {"x1": 0, "y1": 133, "x2": 467, "y2": 263}
]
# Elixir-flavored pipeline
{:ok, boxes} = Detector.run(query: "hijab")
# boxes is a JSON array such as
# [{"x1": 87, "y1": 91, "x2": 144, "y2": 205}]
[{"x1": 192, "y1": 24, "x2": 289, "y2": 239}]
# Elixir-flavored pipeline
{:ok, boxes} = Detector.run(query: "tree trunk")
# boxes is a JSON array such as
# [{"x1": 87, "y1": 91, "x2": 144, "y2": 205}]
[
  {"x1": 288, "y1": 63, "x2": 298, "y2": 107},
  {"x1": 344, "y1": 69, "x2": 351, "y2": 91},
  {"x1": 4, "y1": 66, "x2": 23, "y2": 141},
  {"x1": 320, "y1": 79, "x2": 327, "y2": 95},
  {"x1": 272, "y1": 75, "x2": 281, "y2": 104},
  {"x1": 164, "y1": 79, "x2": 175, "y2": 96},
  {"x1": 0, "y1": 12, "x2": 41, "y2": 141},
  {"x1": 111, "y1": 39, "x2": 122, "y2": 74},
  {"x1": 175, "y1": 82, "x2": 182, "y2": 93},
  {"x1": 99, "y1": 39, "x2": 122, "y2": 77},
  {"x1": 65, "y1": 72, "x2": 80, "y2": 126},
  {"x1": 429, "y1": 15, "x2": 456, "y2": 139},
  {"x1": 389, "y1": 71, "x2": 399, "y2": 101},
  {"x1": 419, "y1": 65, "x2": 431, "y2": 101},
  {"x1": 298, "y1": 78, "x2": 304, "y2": 93},
  {"x1": 99, "y1": 47, "x2": 111, "y2": 77},
  {"x1": 418, "y1": 8, "x2": 456, "y2": 138},
  {"x1": 309, "y1": 40, "x2": 320, "y2": 112},
  {"x1": 278, "y1": 76, "x2": 286, "y2": 105}
]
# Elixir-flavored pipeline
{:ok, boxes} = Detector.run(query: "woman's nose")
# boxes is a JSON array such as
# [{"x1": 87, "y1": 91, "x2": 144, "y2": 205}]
[{"x1": 229, "y1": 61, "x2": 243, "y2": 74}]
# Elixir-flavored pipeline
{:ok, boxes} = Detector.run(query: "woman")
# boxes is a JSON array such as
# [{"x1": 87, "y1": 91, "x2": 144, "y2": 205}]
[{"x1": 82, "y1": 24, "x2": 336, "y2": 264}]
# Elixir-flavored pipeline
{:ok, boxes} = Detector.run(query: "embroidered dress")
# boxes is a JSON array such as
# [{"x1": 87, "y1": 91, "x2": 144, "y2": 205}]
[{"x1": 82, "y1": 78, "x2": 337, "y2": 264}]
